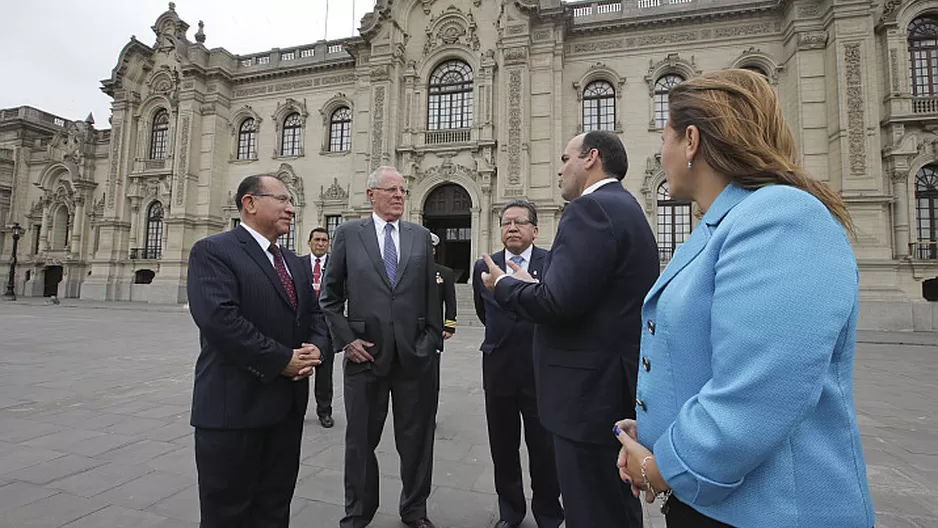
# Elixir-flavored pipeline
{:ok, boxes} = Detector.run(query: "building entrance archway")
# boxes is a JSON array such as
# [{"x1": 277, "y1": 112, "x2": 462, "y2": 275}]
[
  {"x1": 43, "y1": 265, "x2": 63, "y2": 297},
  {"x1": 423, "y1": 183, "x2": 471, "y2": 282}
]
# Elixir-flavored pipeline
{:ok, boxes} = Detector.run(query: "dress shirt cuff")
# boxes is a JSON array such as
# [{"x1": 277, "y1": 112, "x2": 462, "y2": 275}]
[
  {"x1": 493, "y1": 274, "x2": 515, "y2": 287},
  {"x1": 653, "y1": 423, "x2": 744, "y2": 506}
]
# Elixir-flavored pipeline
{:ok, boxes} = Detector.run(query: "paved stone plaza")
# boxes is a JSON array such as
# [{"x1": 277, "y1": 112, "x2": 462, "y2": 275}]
[{"x1": 0, "y1": 301, "x2": 936, "y2": 528}]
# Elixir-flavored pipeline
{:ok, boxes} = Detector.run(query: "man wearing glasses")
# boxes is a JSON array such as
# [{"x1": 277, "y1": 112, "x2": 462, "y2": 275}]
[
  {"x1": 320, "y1": 166, "x2": 442, "y2": 528},
  {"x1": 472, "y1": 201, "x2": 563, "y2": 528},
  {"x1": 187, "y1": 174, "x2": 330, "y2": 527}
]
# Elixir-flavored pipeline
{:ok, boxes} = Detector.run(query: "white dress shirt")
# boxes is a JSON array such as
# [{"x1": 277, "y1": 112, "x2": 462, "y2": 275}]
[
  {"x1": 505, "y1": 245, "x2": 534, "y2": 274},
  {"x1": 372, "y1": 212, "x2": 401, "y2": 264},
  {"x1": 309, "y1": 254, "x2": 327, "y2": 276},
  {"x1": 581, "y1": 178, "x2": 619, "y2": 196},
  {"x1": 241, "y1": 223, "x2": 291, "y2": 277}
]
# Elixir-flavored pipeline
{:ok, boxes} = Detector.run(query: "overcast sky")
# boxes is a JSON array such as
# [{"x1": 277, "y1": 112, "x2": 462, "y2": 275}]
[{"x1": 0, "y1": 0, "x2": 381, "y2": 127}]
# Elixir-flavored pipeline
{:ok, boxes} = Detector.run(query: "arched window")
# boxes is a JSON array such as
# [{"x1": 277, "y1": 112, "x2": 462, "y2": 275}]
[
  {"x1": 281, "y1": 113, "x2": 302, "y2": 157},
  {"x1": 277, "y1": 218, "x2": 296, "y2": 251},
  {"x1": 583, "y1": 80, "x2": 616, "y2": 132},
  {"x1": 654, "y1": 74, "x2": 683, "y2": 129},
  {"x1": 237, "y1": 118, "x2": 257, "y2": 160},
  {"x1": 428, "y1": 60, "x2": 474, "y2": 131},
  {"x1": 146, "y1": 201, "x2": 164, "y2": 259},
  {"x1": 51, "y1": 206, "x2": 70, "y2": 250},
  {"x1": 909, "y1": 16, "x2": 938, "y2": 96},
  {"x1": 740, "y1": 64, "x2": 768, "y2": 78},
  {"x1": 149, "y1": 109, "x2": 170, "y2": 159},
  {"x1": 656, "y1": 181, "x2": 691, "y2": 262},
  {"x1": 916, "y1": 165, "x2": 938, "y2": 259},
  {"x1": 329, "y1": 107, "x2": 352, "y2": 152}
]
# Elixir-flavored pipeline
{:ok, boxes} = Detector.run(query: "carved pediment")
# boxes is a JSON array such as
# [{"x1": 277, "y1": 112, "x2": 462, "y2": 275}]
[
  {"x1": 320, "y1": 177, "x2": 349, "y2": 202},
  {"x1": 424, "y1": 6, "x2": 479, "y2": 56}
]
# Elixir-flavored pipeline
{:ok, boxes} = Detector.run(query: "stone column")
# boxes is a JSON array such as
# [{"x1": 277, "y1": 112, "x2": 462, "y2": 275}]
[{"x1": 893, "y1": 170, "x2": 911, "y2": 259}]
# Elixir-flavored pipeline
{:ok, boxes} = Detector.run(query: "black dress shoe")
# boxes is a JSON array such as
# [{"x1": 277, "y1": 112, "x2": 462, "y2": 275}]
[
  {"x1": 403, "y1": 517, "x2": 436, "y2": 528},
  {"x1": 319, "y1": 415, "x2": 334, "y2": 428},
  {"x1": 494, "y1": 521, "x2": 520, "y2": 528}
]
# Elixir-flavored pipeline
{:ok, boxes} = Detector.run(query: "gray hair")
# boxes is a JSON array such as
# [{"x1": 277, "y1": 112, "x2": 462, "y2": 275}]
[{"x1": 366, "y1": 166, "x2": 399, "y2": 189}]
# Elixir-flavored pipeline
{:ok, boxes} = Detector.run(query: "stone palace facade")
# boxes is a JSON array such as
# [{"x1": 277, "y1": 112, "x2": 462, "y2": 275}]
[{"x1": 3, "y1": 0, "x2": 938, "y2": 330}]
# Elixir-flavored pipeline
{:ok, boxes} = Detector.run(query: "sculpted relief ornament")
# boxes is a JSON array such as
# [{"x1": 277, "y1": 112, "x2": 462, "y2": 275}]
[{"x1": 424, "y1": 6, "x2": 480, "y2": 56}]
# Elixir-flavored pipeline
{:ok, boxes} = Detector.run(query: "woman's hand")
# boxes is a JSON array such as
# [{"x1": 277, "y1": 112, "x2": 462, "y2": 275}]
[{"x1": 614, "y1": 419, "x2": 665, "y2": 503}]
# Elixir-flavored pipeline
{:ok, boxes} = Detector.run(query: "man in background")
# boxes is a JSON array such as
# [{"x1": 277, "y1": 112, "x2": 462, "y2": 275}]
[
  {"x1": 302, "y1": 226, "x2": 335, "y2": 428},
  {"x1": 431, "y1": 232, "x2": 457, "y2": 345}
]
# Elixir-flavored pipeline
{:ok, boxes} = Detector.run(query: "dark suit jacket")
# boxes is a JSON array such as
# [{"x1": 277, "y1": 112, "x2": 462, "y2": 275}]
[
  {"x1": 494, "y1": 183, "x2": 659, "y2": 444},
  {"x1": 300, "y1": 253, "x2": 329, "y2": 282},
  {"x1": 435, "y1": 263, "x2": 457, "y2": 334},
  {"x1": 319, "y1": 217, "x2": 442, "y2": 377},
  {"x1": 473, "y1": 247, "x2": 549, "y2": 396},
  {"x1": 187, "y1": 225, "x2": 331, "y2": 429}
]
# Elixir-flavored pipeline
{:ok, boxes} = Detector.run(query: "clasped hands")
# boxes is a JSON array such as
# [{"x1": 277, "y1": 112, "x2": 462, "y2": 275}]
[
  {"x1": 479, "y1": 254, "x2": 536, "y2": 292},
  {"x1": 614, "y1": 418, "x2": 669, "y2": 504},
  {"x1": 282, "y1": 343, "x2": 322, "y2": 381}
]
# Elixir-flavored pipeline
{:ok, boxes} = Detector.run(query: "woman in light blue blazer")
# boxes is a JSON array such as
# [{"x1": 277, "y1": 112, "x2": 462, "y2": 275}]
[{"x1": 614, "y1": 69, "x2": 875, "y2": 527}]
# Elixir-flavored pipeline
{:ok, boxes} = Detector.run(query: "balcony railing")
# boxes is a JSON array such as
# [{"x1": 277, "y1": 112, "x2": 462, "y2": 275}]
[
  {"x1": 910, "y1": 241, "x2": 938, "y2": 260},
  {"x1": 913, "y1": 97, "x2": 938, "y2": 114},
  {"x1": 425, "y1": 129, "x2": 471, "y2": 145},
  {"x1": 130, "y1": 247, "x2": 161, "y2": 260}
]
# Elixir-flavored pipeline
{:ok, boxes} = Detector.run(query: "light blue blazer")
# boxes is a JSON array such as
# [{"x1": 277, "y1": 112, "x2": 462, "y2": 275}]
[{"x1": 637, "y1": 184, "x2": 874, "y2": 527}]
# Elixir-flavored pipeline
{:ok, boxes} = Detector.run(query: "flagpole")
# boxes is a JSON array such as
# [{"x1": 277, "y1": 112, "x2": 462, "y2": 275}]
[{"x1": 324, "y1": 0, "x2": 330, "y2": 40}]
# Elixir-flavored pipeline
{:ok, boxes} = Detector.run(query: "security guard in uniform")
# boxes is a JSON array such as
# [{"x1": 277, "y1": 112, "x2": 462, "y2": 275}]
[{"x1": 431, "y1": 233, "x2": 457, "y2": 346}]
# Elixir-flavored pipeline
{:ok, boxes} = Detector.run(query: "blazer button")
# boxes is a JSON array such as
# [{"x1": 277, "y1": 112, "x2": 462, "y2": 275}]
[
  {"x1": 642, "y1": 357, "x2": 651, "y2": 372},
  {"x1": 647, "y1": 320, "x2": 655, "y2": 335},
  {"x1": 636, "y1": 399, "x2": 647, "y2": 412}
]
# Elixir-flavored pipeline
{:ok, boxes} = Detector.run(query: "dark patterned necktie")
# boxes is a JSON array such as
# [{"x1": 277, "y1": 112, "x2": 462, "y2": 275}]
[
  {"x1": 268, "y1": 245, "x2": 297, "y2": 310},
  {"x1": 383, "y1": 223, "x2": 398, "y2": 284}
]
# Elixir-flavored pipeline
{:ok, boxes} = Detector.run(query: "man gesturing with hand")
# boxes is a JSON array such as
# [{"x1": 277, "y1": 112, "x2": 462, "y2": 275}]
[{"x1": 187, "y1": 174, "x2": 330, "y2": 527}]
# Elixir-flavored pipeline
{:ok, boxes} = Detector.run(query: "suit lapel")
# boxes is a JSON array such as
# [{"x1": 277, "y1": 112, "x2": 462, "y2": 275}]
[
  {"x1": 528, "y1": 247, "x2": 545, "y2": 282},
  {"x1": 235, "y1": 226, "x2": 294, "y2": 310},
  {"x1": 645, "y1": 184, "x2": 751, "y2": 302},
  {"x1": 395, "y1": 223, "x2": 414, "y2": 287},
  {"x1": 358, "y1": 219, "x2": 393, "y2": 290}
]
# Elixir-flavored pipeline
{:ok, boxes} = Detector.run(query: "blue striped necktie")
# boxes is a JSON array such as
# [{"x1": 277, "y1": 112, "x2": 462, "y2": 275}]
[{"x1": 383, "y1": 223, "x2": 397, "y2": 284}]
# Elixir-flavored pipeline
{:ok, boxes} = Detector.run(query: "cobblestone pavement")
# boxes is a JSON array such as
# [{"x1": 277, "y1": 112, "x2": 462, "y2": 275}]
[{"x1": 0, "y1": 300, "x2": 935, "y2": 527}]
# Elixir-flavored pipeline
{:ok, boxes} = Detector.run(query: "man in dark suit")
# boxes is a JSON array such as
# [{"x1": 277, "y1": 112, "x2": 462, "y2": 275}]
[
  {"x1": 472, "y1": 200, "x2": 563, "y2": 528},
  {"x1": 301, "y1": 226, "x2": 335, "y2": 428},
  {"x1": 481, "y1": 131, "x2": 659, "y2": 528},
  {"x1": 187, "y1": 174, "x2": 331, "y2": 527},
  {"x1": 430, "y1": 232, "x2": 457, "y2": 346},
  {"x1": 319, "y1": 166, "x2": 442, "y2": 528}
]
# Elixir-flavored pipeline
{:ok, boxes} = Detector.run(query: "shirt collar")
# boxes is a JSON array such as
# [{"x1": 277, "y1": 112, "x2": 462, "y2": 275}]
[
  {"x1": 240, "y1": 222, "x2": 273, "y2": 253},
  {"x1": 505, "y1": 244, "x2": 534, "y2": 263},
  {"x1": 581, "y1": 178, "x2": 619, "y2": 196},
  {"x1": 372, "y1": 212, "x2": 401, "y2": 232}
]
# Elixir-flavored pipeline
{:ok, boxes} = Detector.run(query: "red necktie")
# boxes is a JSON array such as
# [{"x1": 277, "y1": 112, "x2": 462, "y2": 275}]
[
  {"x1": 313, "y1": 257, "x2": 322, "y2": 298},
  {"x1": 268, "y1": 245, "x2": 297, "y2": 311}
]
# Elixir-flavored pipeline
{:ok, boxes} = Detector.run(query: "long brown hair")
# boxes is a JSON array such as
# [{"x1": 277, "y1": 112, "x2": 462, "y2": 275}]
[{"x1": 668, "y1": 69, "x2": 854, "y2": 233}]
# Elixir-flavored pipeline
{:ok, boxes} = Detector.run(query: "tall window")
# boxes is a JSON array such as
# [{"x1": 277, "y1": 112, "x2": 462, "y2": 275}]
[
  {"x1": 281, "y1": 113, "x2": 302, "y2": 156},
  {"x1": 150, "y1": 109, "x2": 170, "y2": 159},
  {"x1": 329, "y1": 107, "x2": 352, "y2": 152},
  {"x1": 52, "y1": 206, "x2": 69, "y2": 250},
  {"x1": 326, "y1": 214, "x2": 343, "y2": 240},
  {"x1": 583, "y1": 80, "x2": 616, "y2": 132},
  {"x1": 656, "y1": 181, "x2": 692, "y2": 262},
  {"x1": 237, "y1": 118, "x2": 257, "y2": 160},
  {"x1": 654, "y1": 74, "x2": 683, "y2": 129},
  {"x1": 146, "y1": 201, "x2": 164, "y2": 259},
  {"x1": 428, "y1": 60, "x2": 474, "y2": 130},
  {"x1": 277, "y1": 218, "x2": 296, "y2": 251},
  {"x1": 916, "y1": 165, "x2": 938, "y2": 259},
  {"x1": 910, "y1": 16, "x2": 938, "y2": 96}
]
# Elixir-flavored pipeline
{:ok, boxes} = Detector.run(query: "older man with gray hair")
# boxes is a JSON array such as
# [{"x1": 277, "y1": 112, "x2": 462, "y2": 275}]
[{"x1": 319, "y1": 166, "x2": 442, "y2": 528}]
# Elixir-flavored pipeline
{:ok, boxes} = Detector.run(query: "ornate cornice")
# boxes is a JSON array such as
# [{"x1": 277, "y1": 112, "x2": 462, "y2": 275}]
[{"x1": 567, "y1": 0, "x2": 785, "y2": 34}]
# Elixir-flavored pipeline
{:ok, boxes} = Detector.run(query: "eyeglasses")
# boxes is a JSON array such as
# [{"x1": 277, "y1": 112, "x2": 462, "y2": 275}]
[
  {"x1": 251, "y1": 193, "x2": 294, "y2": 205},
  {"x1": 500, "y1": 219, "x2": 534, "y2": 228},
  {"x1": 373, "y1": 186, "x2": 408, "y2": 196}
]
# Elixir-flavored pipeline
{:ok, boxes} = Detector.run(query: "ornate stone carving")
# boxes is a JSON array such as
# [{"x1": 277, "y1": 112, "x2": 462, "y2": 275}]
[
  {"x1": 275, "y1": 163, "x2": 305, "y2": 207},
  {"x1": 371, "y1": 86, "x2": 386, "y2": 170},
  {"x1": 504, "y1": 47, "x2": 527, "y2": 65},
  {"x1": 195, "y1": 20, "x2": 206, "y2": 44},
  {"x1": 645, "y1": 53, "x2": 700, "y2": 94},
  {"x1": 420, "y1": 162, "x2": 477, "y2": 184},
  {"x1": 844, "y1": 43, "x2": 866, "y2": 176},
  {"x1": 176, "y1": 115, "x2": 190, "y2": 205},
  {"x1": 507, "y1": 25, "x2": 526, "y2": 36},
  {"x1": 108, "y1": 124, "x2": 120, "y2": 209},
  {"x1": 423, "y1": 6, "x2": 479, "y2": 56},
  {"x1": 507, "y1": 69, "x2": 522, "y2": 186},
  {"x1": 321, "y1": 177, "x2": 349, "y2": 202},
  {"x1": 370, "y1": 65, "x2": 390, "y2": 81},
  {"x1": 798, "y1": 31, "x2": 828, "y2": 50},
  {"x1": 798, "y1": 4, "x2": 819, "y2": 17},
  {"x1": 638, "y1": 32, "x2": 698, "y2": 46},
  {"x1": 714, "y1": 23, "x2": 772, "y2": 39},
  {"x1": 881, "y1": 0, "x2": 902, "y2": 23},
  {"x1": 533, "y1": 30, "x2": 551, "y2": 41},
  {"x1": 569, "y1": 39, "x2": 623, "y2": 54},
  {"x1": 891, "y1": 49, "x2": 900, "y2": 93}
]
